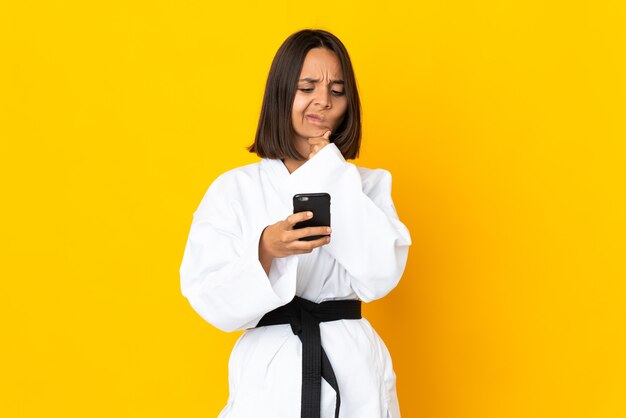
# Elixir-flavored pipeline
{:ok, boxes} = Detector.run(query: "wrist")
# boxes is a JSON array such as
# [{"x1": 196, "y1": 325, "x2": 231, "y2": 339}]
[{"x1": 258, "y1": 227, "x2": 272, "y2": 259}]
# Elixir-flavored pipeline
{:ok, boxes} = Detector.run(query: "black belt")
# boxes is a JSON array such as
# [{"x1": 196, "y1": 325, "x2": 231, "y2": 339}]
[{"x1": 255, "y1": 296, "x2": 362, "y2": 418}]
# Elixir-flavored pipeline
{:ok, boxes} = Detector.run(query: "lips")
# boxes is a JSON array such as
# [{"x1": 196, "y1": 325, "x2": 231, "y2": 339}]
[{"x1": 305, "y1": 114, "x2": 325, "y2": 123}]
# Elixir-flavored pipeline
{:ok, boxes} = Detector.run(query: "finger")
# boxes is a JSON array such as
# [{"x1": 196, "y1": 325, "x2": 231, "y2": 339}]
[
  {"x1": 289, "y1": 226, "x2": 331, "y2": 240},
  {"x1": 287, "y1": 235, "x2": 331, "y2": 252},
  {"x1": 286, "y1": 211, "x2": 313, "y2": 228},
  {"x1": 306, "y1": 133, "x2": 330, "y2": 145},
  {"x1": 308, "y1": 132, "x2": 330, "y2": 144},
  {"x1": 309, "y1": 138, "x2": 330, "y2": 148}
]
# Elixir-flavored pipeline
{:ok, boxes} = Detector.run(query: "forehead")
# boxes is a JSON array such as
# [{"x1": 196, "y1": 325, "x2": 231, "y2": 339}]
[{"x1": 299, "y1": 48, "x2": 343, "y2": 79}]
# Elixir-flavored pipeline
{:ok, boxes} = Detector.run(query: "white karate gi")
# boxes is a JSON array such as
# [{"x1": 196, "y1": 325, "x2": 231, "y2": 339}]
[{"x1": 180, "y1": 142, "x2": 411, "y2": 418}]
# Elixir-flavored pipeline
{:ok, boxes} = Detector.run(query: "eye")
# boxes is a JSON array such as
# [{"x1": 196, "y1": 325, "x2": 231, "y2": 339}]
[{"x1": 297, "y1": 87, "x2": 345, "y2": 96}]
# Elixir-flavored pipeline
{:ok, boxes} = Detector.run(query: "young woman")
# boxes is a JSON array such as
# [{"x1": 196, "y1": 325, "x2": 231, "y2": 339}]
[{"x1": 180, "y1": 28, "x2": 411, "y2": 418}]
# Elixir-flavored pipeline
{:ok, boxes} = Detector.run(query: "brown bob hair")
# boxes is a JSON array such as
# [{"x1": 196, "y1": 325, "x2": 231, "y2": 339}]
[{"x1": 247, "y1": 29, "x2": 362, "y2": 161}]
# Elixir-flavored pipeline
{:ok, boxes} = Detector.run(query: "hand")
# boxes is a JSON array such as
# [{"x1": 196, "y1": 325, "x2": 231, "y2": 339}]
[
  {"x1": 259, "y1": 211, "x2": 331, "y2": 275},
  {"x1": 307, "y1": 130, "x2": 331, "y2": 159}
]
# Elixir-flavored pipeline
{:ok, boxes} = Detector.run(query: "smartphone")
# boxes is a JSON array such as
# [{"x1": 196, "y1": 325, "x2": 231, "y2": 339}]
[{"x1": 293, "y1": 193, "x2": 331, "y2": 241}]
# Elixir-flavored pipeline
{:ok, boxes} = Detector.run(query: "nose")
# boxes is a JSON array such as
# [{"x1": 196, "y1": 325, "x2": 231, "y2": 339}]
[{"x1": 314, "y1": 88, "x2": 331, "y2": 109}]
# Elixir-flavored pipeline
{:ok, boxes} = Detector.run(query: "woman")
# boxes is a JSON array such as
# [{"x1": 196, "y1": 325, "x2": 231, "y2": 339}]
[{"x1": 180, "y1": 29, "x2": 411, "y2": 418}]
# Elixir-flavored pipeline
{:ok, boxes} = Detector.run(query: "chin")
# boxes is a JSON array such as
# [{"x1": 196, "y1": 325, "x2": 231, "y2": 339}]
[
  {"x1": 311, "y1": 126, "x2": 330, "y2": 135},
  {"x1": 294, "y1": 125, "x2": 331, "y2": 140}
]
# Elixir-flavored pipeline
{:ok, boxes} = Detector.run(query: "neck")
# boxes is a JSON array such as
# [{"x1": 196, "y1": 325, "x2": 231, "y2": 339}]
[
  {"x1": 282, "y1": 136, "x2": 310, "y2": 174},
  {"x1": 281, "y1": 158, "x2": 306, "y2": 174}
]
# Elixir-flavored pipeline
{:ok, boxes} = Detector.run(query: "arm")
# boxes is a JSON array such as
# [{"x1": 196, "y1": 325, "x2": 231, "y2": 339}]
[
  {"x1": 285, "y1": 143, "x2": 412, "y2": 302},
  {"x1": 179, "y1": 176, "x2": 299, "y2": 332}
]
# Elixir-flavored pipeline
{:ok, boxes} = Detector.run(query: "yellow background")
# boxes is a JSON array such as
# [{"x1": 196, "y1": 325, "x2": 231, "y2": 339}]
[{"x1": 1, "y1": 1, "x2": 625, "y2": 417}]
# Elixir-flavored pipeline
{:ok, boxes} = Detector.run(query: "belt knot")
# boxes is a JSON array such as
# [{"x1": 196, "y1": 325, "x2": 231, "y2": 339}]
[{"x1": 255, "y1": 296, "x2": 362, "y2": 418}]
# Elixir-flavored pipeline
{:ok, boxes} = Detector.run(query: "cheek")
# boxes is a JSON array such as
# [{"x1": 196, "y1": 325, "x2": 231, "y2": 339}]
[
  {"x1": 291, "y1": 95, "x2": 308, "y2": 117},
  {"x1": 332, "y1": 101, "x2": 349, "y2": 125},
  {"x1": 291, "y1": 98, "x2": 308, "y2": 134}
]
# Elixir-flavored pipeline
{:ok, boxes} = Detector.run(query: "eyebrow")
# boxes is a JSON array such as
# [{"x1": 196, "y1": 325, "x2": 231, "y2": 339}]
[{"x1": 298, "y1": 77, "x2": 344, "y2": 85}]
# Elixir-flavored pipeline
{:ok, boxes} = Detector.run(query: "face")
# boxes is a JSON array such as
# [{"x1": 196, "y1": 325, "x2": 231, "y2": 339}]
[{"x1": 291, "y1": 48, "x2": 348, "y2": 145}]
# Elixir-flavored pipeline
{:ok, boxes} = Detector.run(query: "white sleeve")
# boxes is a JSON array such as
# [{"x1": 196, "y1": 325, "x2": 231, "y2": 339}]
[
  {"x1": 285, "y1": 143, "x2": 411, "y2": 302},
  {"x1": 179, "y1": 174, "x2": 299, "y2": 332}
]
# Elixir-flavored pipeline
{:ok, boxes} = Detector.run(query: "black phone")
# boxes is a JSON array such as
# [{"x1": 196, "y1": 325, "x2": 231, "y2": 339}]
[{"x1": 293, "y1": 193, "x2": 331, "y2": 241}]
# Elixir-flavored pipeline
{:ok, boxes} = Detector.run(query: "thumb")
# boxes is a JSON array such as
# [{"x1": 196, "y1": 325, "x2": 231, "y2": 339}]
[{"x1": 324, "y1": 130, "x2": 332, "y2": 140}]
